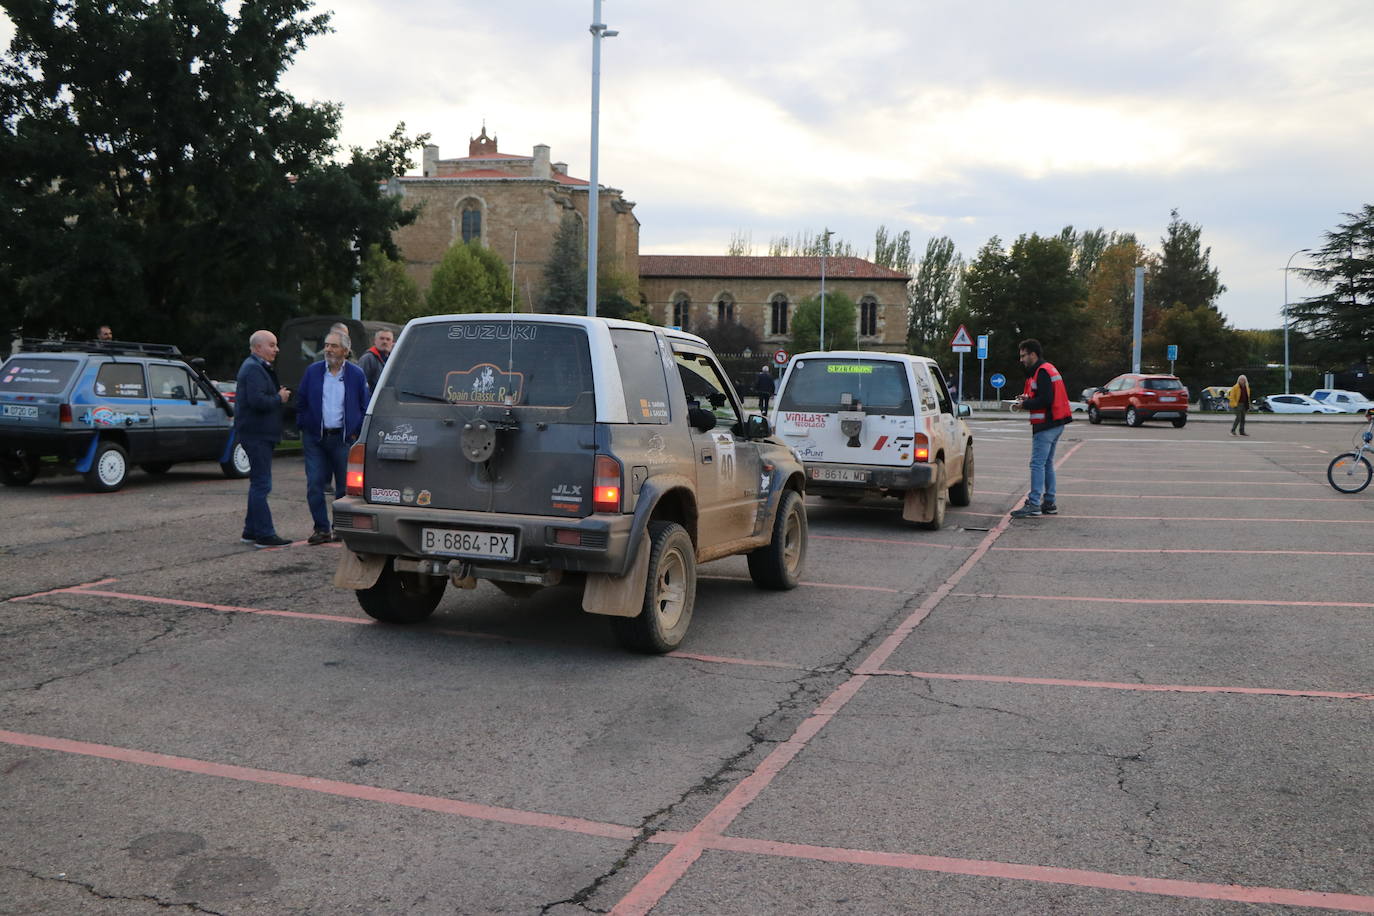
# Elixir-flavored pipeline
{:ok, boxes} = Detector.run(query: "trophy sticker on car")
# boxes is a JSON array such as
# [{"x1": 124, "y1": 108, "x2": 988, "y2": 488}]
[{"x1": 443, "y1": 363, "x2": 524, "y2": 405}]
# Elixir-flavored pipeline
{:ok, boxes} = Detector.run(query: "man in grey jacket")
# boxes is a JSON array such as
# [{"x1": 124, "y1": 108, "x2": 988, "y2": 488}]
[{"x1": 357, "y1": 328, "x2": 394, "y2": 391}]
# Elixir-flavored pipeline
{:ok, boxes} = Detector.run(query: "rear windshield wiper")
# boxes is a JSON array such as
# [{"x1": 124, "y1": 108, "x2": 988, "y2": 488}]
[{"x1": 399, "y1": 389, "x2": 451, "y2": 404}]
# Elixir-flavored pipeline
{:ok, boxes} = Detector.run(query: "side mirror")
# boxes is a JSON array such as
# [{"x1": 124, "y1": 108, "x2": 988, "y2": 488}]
[
  {"x1": 190, "y1": 357, "x2": 207, "y2": 370},
  {"x1": 746, "y1": 414, "x2": 771, "y2": 438},
  {"x1": 688, "y1": 407, "x2": 717, "y2": 433},
  {"x1": 957, "y1": 403, "x2": 972, "y2": 418}
]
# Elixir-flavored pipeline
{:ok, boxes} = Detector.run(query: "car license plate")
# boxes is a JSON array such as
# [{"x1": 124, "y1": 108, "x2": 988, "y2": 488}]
[
  {"x1": 1158, "y1": 396, "x2": 1177, "y2": 403},
  {"x1": 2, "y1": 404, "x2": 38, "y2": 419},
  {"x1": 811, "y1": 467, "x2": 868, "y2": 483},
  {"x1": 421, "y1": 527, "x2": 515, "y2": 559}
]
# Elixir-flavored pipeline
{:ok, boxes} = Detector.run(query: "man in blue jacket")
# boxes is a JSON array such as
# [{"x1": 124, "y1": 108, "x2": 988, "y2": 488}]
[
  {"x1": 235, "y1": 330, "x2": 291, "y2": 547},
  {"x1": 296, "y1": 329, "x2": 370, "y2": 544}
]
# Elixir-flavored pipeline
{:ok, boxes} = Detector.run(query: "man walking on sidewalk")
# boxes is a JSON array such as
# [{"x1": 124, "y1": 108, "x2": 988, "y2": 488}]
[{"x1": 1010, "y1": 338, "x2": 1073, "y2": 518}]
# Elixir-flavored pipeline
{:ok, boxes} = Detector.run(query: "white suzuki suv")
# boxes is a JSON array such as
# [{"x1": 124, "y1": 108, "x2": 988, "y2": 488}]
[{"x1": 769, "y1": 351, "x2": 973, "y2": 529}]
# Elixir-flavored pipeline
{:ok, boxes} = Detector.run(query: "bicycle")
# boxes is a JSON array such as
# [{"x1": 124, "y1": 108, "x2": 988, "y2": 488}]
[{"x1": 1327, "y1": 408, "x2": 1374, "y2": 493}]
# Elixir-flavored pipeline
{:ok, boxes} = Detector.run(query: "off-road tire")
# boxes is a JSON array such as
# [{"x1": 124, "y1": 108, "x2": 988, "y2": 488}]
[
  {"x1": 84, "y1": 441, "x2": 129, "y2": 492},
  {"x1": 747, "y1": 490, "x2": 807, "y2": 590},
  {"x1": 0, "y1": 450, "x2": 40, "y2": 486},
  {"x1": 220, "y1": 441, "x2": 252, "y2": 479},
  {"x1": 611, "y1": 522, "x2": 696, "y2": 654},
  {"x1": 355, "y1": 558, "x2": 447, "y2": 624},
  {"x1": 948, "y1": 446, "x2": 974, "y2": 507},
  {"x1": 917, "y1": 460, "x2": 948, "y2": 531}
]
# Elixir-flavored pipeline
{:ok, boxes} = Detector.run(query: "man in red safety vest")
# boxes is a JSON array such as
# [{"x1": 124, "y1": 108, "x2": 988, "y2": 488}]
[{"x1": 1010, "y1": 338, "x2": 1073, "y2": 518}]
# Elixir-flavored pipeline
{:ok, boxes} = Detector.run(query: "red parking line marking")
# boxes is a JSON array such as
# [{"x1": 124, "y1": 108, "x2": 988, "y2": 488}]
[
  {"x1": 1057, "y1": 492, "x2": 1352, "y2": 502},
  {"x1": 7, "y1": 578, "x2": 120, "y2": 602},
  {"x1": 0, "y1": 729, "x2": 637, "y2": 841},
  {"x1": 686, "y1": 835, "x2": 1374, "y2": 913},
  {"x1": 992, "y1": 546, "x2": 1374, "y2": 557},
  {"x1": 812, "y1": 534, "x2": 972, "y2": 550},
  {"x1": 611, "y1": 440, "x2": 1088, "y2": 916},
  {"x1": 700, "y1": 575, "x2": 901, "y2": 593},
  {"x1": 70, "y1": 588, "x2": 373, "y2": 625},
  {"x1": 951, "y1": 592, "x2": 1374, "y2": 610},
  {"x1": 1036, "y1": 514, "x2": 1374, "y2": 525},
  {"x1": 870, "y1": 669, "x2": 1374, "y2": 700}
]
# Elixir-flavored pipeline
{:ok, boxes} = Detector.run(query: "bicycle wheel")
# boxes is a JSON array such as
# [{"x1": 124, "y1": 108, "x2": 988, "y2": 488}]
[{"x1": 1327, "y1": 452, "x2": 1373, "y2": 494}]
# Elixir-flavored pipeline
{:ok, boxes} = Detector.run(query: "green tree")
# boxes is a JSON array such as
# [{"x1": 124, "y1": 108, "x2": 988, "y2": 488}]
[
  {"x1": 0, "y1": 0, "x2": 425, "y2": 370},
  {"x1": 790, "y1": 292, "x2": 857, "y2": 352},
  {"x1": 725, "y1": 230, "x2": 755, "y2": 256},
  {"x1": 360, "y1": 244, "x2": 423, "y2": 324},
  {"x1": 1290, "y1": 204, "x2": 1374, "y2": 368},
  {"x1": 540, "y1": 214, "x2": 586, "y2": 314},
  {"x1": 426, "y1": 241, "x2": 511, "y2": 314},
  {"x1": 768, "y1": 230, "x2": 855, "y2": 258},
  {"x1": 1082, "y1": 238, "x2": 1149, "y2": 378},
  {"x1": 1146, "y1": 209, "x2": 1225, "y2": 330},
  {"x1": 908, "y1": 236, "x2": 963, "y2": 356},
  {"x1": 1143, "y1": 301, "x2": 1246, "y2": 389},
  {"x1": 873, "y1": 225, "x2": 912, "y2": 273}
]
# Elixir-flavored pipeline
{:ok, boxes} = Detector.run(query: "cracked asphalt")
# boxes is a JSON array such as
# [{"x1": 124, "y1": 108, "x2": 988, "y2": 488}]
[{"x1": 1, "y1": 415, "x2": 1371, "y2": 914}]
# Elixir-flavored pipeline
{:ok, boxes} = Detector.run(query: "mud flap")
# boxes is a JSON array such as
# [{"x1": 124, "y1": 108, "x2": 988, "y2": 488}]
[
  {"x1": 334, "y1": 551, "x2": 386, "y2": 590},
  {"x1": 902, "y1": 486, "x2": 933, "y2": 523},
  {"x1": 581, "y1": 532, "x2": 651, "y2": 618}
]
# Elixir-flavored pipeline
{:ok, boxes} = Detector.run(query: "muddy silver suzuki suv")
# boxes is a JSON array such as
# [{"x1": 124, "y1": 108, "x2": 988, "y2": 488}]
[{"x1": 331, "y1": 314, "x2": 808, "y2": 653}]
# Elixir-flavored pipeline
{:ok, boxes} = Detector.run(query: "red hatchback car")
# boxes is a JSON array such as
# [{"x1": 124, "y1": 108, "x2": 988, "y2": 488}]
[{"x1": 1087, "y1": 374, "x2": 1189, "y2": 427}]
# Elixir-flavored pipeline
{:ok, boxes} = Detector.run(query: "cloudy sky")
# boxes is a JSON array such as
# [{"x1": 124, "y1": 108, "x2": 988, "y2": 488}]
[{"x1": 8, "y1": 1, "x2": 1374, "y2": 329}]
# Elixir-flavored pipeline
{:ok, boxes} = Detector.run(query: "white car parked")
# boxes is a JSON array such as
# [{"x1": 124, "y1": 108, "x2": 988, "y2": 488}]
[
  {"x1": 1264, "y1": 394, "x2": 1344, "y2": 414},
  {"x1": 1309, "y1": 389, "x2": 1374, "y2": 413}
]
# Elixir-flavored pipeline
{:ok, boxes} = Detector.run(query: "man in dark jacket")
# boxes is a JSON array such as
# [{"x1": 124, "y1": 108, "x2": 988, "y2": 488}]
[
  {"x1": 357, "y1": 328, "x2": 393, "y2": 391},
  {"x1": 235, "y1": 330, "x2": 291, "y2": 547},
  {"x1": 296, "y1": 329, "x2": 370, "y2": 543},
  {"x1": 1010, "y1": 338, "x2": 1073, "y2": 518},
  {"x1": 754, "y1": 365, "x2": 776, "y2": 412}
]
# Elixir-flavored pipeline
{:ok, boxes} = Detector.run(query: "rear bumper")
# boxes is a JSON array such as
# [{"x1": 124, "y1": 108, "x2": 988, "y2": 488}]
[
  {"x1": 331, "y1": 497, "x2": 637, "y2": 575},
  {"x1": 0, "y1": 428, "x2": 95, "y2": 460},
  {"x1": 803, "y1": 461, "x2": 934, "y2": 493}
]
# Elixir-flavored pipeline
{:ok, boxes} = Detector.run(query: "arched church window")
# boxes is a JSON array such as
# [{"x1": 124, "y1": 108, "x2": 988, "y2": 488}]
[
  {"x1": 770, "y1": 295, "x2": 789, "y2": 335},
  {"x1": 672, "y1": 293, "x2": 691, "y2": 331},
  {"x1": 859, "y1": 296, "x2": 879, "y2": 337}
]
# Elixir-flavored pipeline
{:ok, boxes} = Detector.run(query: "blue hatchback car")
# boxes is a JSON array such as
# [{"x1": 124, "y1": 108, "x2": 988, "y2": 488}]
[{"x1": 0, "y1": 339, "x2": 250, "y2": 492}]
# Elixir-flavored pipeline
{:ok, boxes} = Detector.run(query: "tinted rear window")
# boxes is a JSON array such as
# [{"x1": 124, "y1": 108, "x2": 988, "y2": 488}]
[
  {"x1": 778, "y1": 358, "x2": 913, "y2": 413},
  {"x1": 1143, "y1": 378, "x2": 1183, "y2": 390},
  {"x1": 389, "y1": 321, "x2": 594, "y2": 417},
  {"x1": 0, "y1": 357, "x2": 79, "y2": 394}
]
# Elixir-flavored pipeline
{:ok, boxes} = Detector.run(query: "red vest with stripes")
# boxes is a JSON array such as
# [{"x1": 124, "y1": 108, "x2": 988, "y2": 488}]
[{"x1": 1021, "y1": 360, "x2": 1072, "y2": 428}]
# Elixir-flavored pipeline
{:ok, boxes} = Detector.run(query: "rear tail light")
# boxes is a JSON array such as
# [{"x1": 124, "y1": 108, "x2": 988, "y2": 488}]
[
  {"x1": 59, "y1": 404, "x2": 73, "y2": 424},
  {"x1": 592, "y1": 455, "x2": 622, "y2": 513},
  {"x1": 346, "y1": 442, "x2": 365, "y2": 496},
  {"x1": 913, "y1": 433, "x2": 930, "y2": 462}
]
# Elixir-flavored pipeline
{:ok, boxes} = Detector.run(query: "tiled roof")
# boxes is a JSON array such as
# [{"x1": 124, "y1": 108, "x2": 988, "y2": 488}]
[
  {"x1": 551, "y1": 172, "x2": 589, "y2": 186},
  {"x1": 639, "y1": 255, "x2": 910, "y2": 281}
]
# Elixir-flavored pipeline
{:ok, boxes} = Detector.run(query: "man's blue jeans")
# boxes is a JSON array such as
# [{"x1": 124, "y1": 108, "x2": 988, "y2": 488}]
[
  {"x1": 1027, "y1": 423, "x2": 1065, "y2": 507},
  {"x1": 241, "y1": 438, "x2": 277, "y2": 539},
  {"x1": 304, "y1": 432, "x2": 349, "y2": 533}
]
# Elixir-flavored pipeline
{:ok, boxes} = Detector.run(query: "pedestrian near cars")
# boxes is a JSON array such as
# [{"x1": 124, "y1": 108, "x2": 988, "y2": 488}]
[
  {"x1": 96, "y1": 325, "x2": 113, "y2": 341},
  {"x1": 296, "y1": 330, "x2": 369, "y2": 544},
  {"x1": 235, "y1": 330, "x2": 291, "y2": 547},
  {"x1": 754, "y1": 365, "x2": 776, "y2": 412},
  {"x1": 358, "y1": 328, "x2": 394, "y2": 391},
  {"x1": 1229, "y1": 374, "x2": 1250, "y2": 436},
  {"x1": 1010, "y1": 338, "x2": 1073, "y2": 518}
]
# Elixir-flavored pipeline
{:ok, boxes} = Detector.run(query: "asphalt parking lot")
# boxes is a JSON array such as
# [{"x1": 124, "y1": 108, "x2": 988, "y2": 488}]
[{"x1": 2, "y1": 413, "x2": 1371, "y2": 914}]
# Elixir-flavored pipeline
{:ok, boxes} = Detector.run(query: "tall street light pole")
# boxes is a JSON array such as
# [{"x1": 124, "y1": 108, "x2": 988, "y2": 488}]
[
  {"x1": 1283, "y1": 248, "x2": 1310, "y2": 395},
  {"x1": 587, "y1": 1, "x2": 618, "y2": 317},
  {"x1": 819, "y1": 228, "x2": 832, "y2": 351}
]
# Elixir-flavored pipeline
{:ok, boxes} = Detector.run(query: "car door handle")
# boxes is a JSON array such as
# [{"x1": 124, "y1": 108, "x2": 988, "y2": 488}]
[{"x1": 701, "y1": 449, "x2": 713, "y2": 464}]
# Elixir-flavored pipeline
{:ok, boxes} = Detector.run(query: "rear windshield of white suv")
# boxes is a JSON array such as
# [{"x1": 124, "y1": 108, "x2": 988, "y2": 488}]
[
  {"x1": 0, "y1": 357, "x2": 80, "y2": 394},
  {"x1": 389, "y1": 321, "x2": 595, "y2": 419},
  {"x1": 778, "y1": 358, "x2": 913, "y2": 414},
  {"x1": 1143, "y1": 378, "x2": 1184, "y2": 390}
]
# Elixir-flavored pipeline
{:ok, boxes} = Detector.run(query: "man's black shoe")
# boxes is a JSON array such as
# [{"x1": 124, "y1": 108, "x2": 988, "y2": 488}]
[
  {"x1": 307, "y1": 530, "x2": 332, "y2": 546},
  {"x1": 254, "y1": 534, "x2": 292, "y2": 549},
  {"x1": 1009, "y1": 503, "x2": 1042, "y2": 518},
  {"x1": 1041, "y1": 501, "x2": 1058, "y2": 515}
]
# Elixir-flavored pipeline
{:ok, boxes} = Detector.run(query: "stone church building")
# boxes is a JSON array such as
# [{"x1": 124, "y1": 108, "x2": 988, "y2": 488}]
[
  {"x1": 390, "y1": 127, "x2": 640, "y2": 310},
  {"x1": 390, "y1": 127, "x2": 910, "y2": 352},
  {"x1": 639, "y1": 255, "x2": 911, "y2": 351}
]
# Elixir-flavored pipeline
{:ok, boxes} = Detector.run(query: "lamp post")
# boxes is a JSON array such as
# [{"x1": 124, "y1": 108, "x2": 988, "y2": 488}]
[
  {"x1": 1283, "y1": 248, "x2": 1310, "y2": 395},
  {"x1": 818, "y1": 228, "x2": 832, "y2": 351},
  {"x1": 586, "y1": 0, "x2": 618, "y2": 317}
]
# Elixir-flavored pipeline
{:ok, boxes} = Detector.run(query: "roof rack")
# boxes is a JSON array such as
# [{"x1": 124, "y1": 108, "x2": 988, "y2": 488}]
[{"x1": 19, "y1": 338, "x2": 183, "y2": 357}]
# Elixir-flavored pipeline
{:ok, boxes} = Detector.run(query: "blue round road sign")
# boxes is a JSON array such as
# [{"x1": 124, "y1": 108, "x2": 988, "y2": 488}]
[{"x1": 990, "y1": 373, "x2": 1006, "y2": 389}]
